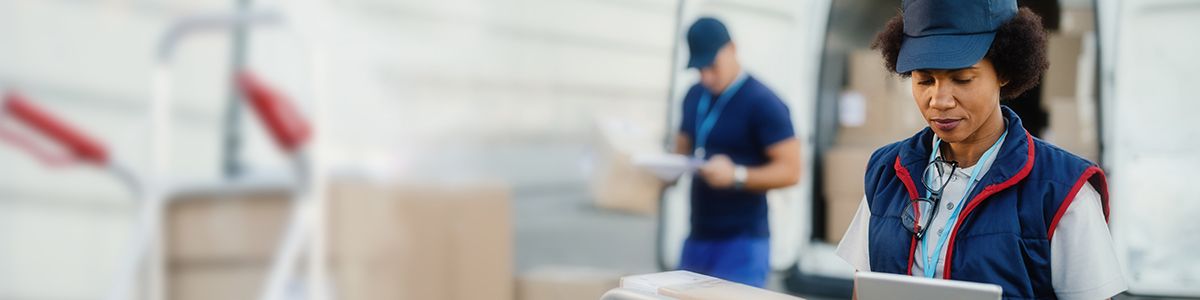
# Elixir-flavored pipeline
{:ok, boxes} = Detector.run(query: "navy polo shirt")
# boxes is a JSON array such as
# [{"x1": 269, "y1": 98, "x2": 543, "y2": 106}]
[{"x1": 680, "y1": 75, "x2": 794, "y2": 240}]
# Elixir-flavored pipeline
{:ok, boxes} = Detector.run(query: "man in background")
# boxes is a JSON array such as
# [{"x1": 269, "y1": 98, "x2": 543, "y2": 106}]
[{"x1": 673, "y1": 17, "x2": 802, "y2": 287}]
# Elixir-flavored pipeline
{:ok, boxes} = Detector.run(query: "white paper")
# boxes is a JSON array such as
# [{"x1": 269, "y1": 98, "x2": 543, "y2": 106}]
[
  {"x1": 632, "y1": 153, "x2": 704, "y2": 181},
  {"x1": 839, "y1": 91, "x2": 867, "y2": 127},
  {"x1": 620, "y1": 271, "x2": 719, "y2": 294}
]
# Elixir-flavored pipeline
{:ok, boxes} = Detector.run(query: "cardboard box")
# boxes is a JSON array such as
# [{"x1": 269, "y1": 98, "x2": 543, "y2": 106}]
[
  {"x1": 1046, "y1": 98, "x2": 1099, "y2": 162},
  {"x1": 821, "y1": 146, "x2": 873, "y2": 198},
  {"x1": 167, "y1": 186, "x2": 293, "y2": 262},
  {"x1": 168, "y1": 263, "x2": 267, "y2": 300},
  {"x1": 329, "y1": 181, "x2": 514, "y2": 300},
  {"x1": 848, "y1": 50, "x2": 902, "y2": 93},
  {"x1": 822, "y1": 146, "x2": 873, "y2": 243},
  {"x1": 166, "y1": 180, "x2": 514, "y2": 300},
  {"x1": 1043, "y1": 34, "x2": 1084, "y2": 100},
  {"x1": 621, "y1": 271, "x2": 805, "y2": 300},
  {"x1": 1060, "y1": 9, "x2": 1095, "y2": 34},
  {"x1": 839, "y1": 50, "x2": 926, "y2": 147},
  {"x1": 517, "y1": 266, "x2": 623, "y2": 300},
  {"x1": 589, "y1": 119, "x2": 664, "y2": 215},
  {"x1": 164, "y1": 183, "x2": 293, "y2": 300},
  {"x1": 825, "y1": 193, "x2": 862, "y2": 244}
]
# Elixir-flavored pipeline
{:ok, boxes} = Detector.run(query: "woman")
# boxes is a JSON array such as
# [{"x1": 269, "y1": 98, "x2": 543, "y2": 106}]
[{"x1": 835, "y1": 0, "x2": 1127, "y2": 299}]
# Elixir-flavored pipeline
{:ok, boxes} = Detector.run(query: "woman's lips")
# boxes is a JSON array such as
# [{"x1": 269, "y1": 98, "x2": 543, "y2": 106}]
[{"x1": 932, "y1": 119, "x2": 962, "y2": 131}]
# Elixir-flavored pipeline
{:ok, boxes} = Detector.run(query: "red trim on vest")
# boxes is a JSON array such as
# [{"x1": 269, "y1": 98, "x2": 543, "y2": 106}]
[
  {"x1": 1091, "y1": 168, "x2": 1111, "y2": 222},
  {"x1": 893, "y1": 156, "x2": 920, "y2": 275},
  {"x1": 942, "y1": 131, "x2": 1036, "y2": 279},
  {"x1": 1047, "y1": 166, "x2": 1110, "y2": 240},
  {"x1": 894, "y1": 156, "x2": 920, "y2": 200},
  {"x1": 906, "y1": 236, "x2": 917, "y2": 276}
]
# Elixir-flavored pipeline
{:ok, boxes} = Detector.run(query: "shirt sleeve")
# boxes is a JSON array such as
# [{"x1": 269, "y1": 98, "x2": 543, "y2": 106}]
[
  {"x1": 679, "y1": 86, "x2": 699, "y2": 137},
  {"x1": 836, "y1": 196, "x2": 872, "y2": 272},
  {"x1": 752, "y1": 95, "x2": 795, "y2": 148},
  {"x1": 1051, "y1": 183, "x2": 1128, "y2": 300}
]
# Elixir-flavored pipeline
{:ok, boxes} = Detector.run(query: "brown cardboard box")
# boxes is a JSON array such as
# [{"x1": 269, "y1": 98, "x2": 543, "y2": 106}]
[
  {"x1": 168, "y1": 263, "x2": 267, "y2": 300},
  {"x1": 165, "y1": 184, "x2": 293, "y2": 300},
  {"x1": 822, "y1": 146, "x2": 873, "y2": 243},
  {"x1": 329, "y1": 181, "x2": 514, "y2": 300},
  {"x1": 821, "y1": 146, "x2": 873, "y2": 198},
  {"x1": 1060, "y1": 9, "x2": 1095, "y2": 34},
  {"x1": 848, "y1": 50, "x2": 901, "y2": 93},
  {"x1": 825, "y1": 193, "x2": 862, "y2": 244},
  {"x1": 839, "y1": 50, "x2": 926, "y2": 147},
  {"x1": 166, "y1": 180, "x2": 514, "y2": 300},
  {"x1": 517, "y1": 266, "x2": 623, "y2": 300},
  {"x1": 1043, "y1": 34, "x2": 1084, "y2": 100},
  {"x1": 589, "y1": 119, "x2": 664, "y2": 215},
  {"x1": 167, "y1": 187, "x2": 292, "y2": 262},
  {"x1": 1047, "y1": 98, "x2": 1099, "y2": 162}
]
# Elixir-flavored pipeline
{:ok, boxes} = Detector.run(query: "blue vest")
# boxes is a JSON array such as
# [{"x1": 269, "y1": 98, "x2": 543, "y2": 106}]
[{"x1": 863, "y1": 107, "x2": 1110, "y2": 300}]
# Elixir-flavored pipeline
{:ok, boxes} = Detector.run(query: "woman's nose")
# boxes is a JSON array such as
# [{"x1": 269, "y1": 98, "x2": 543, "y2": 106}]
[{"x1": 928, "y1": 82, "x2": 956, "y2": 109}]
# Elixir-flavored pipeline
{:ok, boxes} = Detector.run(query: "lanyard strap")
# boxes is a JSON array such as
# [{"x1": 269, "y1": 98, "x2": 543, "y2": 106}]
[
  {"x1": 920, "y1": 129, "x2": 1008, "y2": 278},
  {"x1": 694, "y1": 73, "x2": 749, "y2": 157}
]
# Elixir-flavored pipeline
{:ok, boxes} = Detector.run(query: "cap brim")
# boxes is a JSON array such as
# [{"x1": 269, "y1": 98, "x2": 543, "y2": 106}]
[
  {"x1": 896, "y1": 32, "x2": 995, "y2": 73},
  {"x1": 687, "y1": 51, "x2": 718, "y2": 69}
]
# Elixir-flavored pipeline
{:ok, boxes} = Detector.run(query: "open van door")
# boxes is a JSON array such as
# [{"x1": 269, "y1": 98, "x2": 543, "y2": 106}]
[
  {"x1": 655, "y1": 0, "x2": 831, "y2": 279},
  {"x1": 1096, "y1": 0, "x2": 1200, "y2": 297}
]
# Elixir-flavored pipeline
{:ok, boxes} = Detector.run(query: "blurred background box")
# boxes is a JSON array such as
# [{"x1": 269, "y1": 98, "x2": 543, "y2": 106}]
[
  {"x1": 168, "y1": 264, "x2": 268, "y2": 300},
  {"x1": 516, "y1": 265, "x2": 623, "y2": 300},
  {"x1": 589, "y1": 118, "x2": 665, "y2": 215},
  {"x1": 166, "y1": 183, "x2": 293, "y2": 300},
  {"x1": 166, "y1": 179, "x2": 513, "y2": 300},
  {"x1": 168, "y1": 186, "x2": 293, "y2": 262},
  {"x1": 821, "y1": 146, "x2": 873, "y2": 244},
  {"x1": 1043, "y1": 34, "x2": 1085, "y2": 101},
  {"x1": 1046, "y1": 98, "x2": 1099, "y2": 162},
  {"x1": 329, "y1": 180, "x2": 514, "y2": 300},
  {"x1": 838, "y1": 50, "x2": 925, "y2": 148}
]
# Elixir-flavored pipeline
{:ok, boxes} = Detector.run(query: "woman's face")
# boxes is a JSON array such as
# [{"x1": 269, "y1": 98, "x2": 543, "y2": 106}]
[{"x1": 911, "y1": 59, "x2": 1006, "y2": 144}]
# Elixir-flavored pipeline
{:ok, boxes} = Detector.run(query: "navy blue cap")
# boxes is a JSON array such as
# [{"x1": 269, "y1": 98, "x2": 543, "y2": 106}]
[
  {"x1": 896, "y1": 0, "x2": 1017, "y2": 73},
  {"x1": 686, "y1": 17, "x2": 731, "y2": 69}
]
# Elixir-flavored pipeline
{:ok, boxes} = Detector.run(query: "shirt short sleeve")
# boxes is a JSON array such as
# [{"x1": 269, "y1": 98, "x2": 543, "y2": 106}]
[
  {"x1": 752, "y1": 95, "x2": 795, "y2": 148},
  {"x1": 836, "y1": 196, "x2": 873, "y2": 272},
  {"x1": 679, "y1": 85, "x2": 702, "y2": 137},
  {"x1": 1051, "y1": 183, "x2": 1128, "y2": 300}
]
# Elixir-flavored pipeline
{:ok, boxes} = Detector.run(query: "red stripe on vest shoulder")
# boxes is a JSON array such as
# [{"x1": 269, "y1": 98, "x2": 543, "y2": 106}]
[{"x1": 1047, "y1": 166, "x2": 1108, "y2": 240}]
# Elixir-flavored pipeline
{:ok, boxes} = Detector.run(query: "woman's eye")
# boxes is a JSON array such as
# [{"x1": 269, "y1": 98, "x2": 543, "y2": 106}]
[
  {"x1": 953, "y1": 78, "x2": 973, "y2": 84},
  {"x1": 916, "y1": 79, "x2": 934, "y2": 85}
]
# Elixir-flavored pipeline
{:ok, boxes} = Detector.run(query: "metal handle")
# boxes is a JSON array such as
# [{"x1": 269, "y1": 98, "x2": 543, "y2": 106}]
[
  {"x1": 3, "y1": 92, "x2": 108, "y2": 165},
  {"x1": 236, "y1": 71, "x2": 311, "y2": 154}
]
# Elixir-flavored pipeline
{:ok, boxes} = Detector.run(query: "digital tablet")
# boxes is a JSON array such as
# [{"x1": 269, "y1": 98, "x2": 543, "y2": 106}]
[{"x1": 854, "y1": 271, "x2": 1002, "y2": 300}]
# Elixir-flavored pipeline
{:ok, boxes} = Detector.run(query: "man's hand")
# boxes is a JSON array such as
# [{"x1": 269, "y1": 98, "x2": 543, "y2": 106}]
[{"x1": 700, "y1": 154, "x2": 737, "y2": 189}]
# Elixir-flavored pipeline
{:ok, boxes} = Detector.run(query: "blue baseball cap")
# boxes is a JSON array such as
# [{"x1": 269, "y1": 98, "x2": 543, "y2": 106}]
[
  {"x1": 686, "y1": 17, "x2": 731, "y2": 69},
  {"x1": 896, "y1": 0, "x2": 1018, "y2": 73}
]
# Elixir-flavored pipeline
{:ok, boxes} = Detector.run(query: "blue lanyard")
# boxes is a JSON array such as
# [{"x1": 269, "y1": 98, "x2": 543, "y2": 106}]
[
  {"x1": 693, "y1": 73, "x2": 749, "y2": 158},
  {"x1": 920, "y1": 129, "x2": 1007, "y2": 278}
]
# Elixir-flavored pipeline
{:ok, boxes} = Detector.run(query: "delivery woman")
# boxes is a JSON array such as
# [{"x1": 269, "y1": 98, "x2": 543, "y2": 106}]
[{"x1": 835, "y1": 0, "x2": 1127, "y2": 299}]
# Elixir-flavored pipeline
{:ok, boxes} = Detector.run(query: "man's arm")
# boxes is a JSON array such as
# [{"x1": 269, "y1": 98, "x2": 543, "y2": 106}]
[
  {"x1": 699, "y1": 137, "x2": 801, "y2": 191},
  {"x1": 674, "y1": 133, "x2": 693, "y2": 156}
]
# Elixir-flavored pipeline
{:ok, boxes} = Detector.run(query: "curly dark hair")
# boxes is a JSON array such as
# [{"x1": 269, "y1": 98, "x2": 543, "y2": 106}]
[{"x1": 871, "y1": 8, "x2": 1049, "y2": 100}]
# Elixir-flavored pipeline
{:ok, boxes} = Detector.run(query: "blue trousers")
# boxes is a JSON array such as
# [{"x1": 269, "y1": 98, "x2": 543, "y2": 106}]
[{"x1": 678, "y1": 236, "x2": 771, "y2": 288}]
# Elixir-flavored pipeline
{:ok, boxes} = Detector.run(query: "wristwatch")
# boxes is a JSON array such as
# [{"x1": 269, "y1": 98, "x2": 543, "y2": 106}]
[{"x1": 733, "y1": 165, "x2": 748, "y2": 190}]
